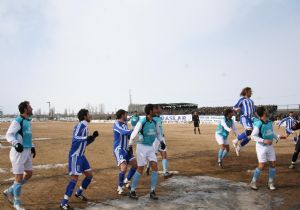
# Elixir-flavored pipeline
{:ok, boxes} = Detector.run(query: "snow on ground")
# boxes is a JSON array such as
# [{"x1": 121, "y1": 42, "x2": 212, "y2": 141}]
[{"x1": 84, "y1": 176, "x2": 283, "y2": 210}]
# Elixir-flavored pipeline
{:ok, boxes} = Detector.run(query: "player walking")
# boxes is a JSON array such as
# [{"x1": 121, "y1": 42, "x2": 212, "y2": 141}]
[
  {"x1": 249, "y1": 106, "x2": 285, "y2": 191},
  {"x1": 113, "y1": 109, "x2": 137, "y2": 195},
  {"x1": 60, "y1": 109, "x2": 99, "y2": 210},
  {"x1": 3, "y1": 101, "x2": 36, "y2": 210},
  {"x1": 215, "y1": 109, "x2": 238, "y2": 168},
  {"x1": 232, "y1": 87, "x2": 256, "y2": 156},
  {"x1": 192, "y1": 111, "x2": 201, "y2": 134},
  {"x1": 127, "y1": 104, "x2": 166, "y2": 200}
]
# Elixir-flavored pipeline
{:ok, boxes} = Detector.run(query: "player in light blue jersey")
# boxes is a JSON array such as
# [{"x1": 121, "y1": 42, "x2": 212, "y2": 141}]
[
  {"x1": 147, "y1": 104, "x2": 173, "y2": 178},
  {"x1": 130, "y1": 111, "x2": 140, "y2": 129},
  {"x1": 215, "y1": 109, "x2": 238, "y2": 168},
  {"x1": 60, "y1": 109, "x2": 99, "y2": 210},
  {"x1": 113, "y1": 109, "x2": 137, "y2": 195},
  {"x1": 127, "y1": 104, "x2": 166, "y2": 200},
  {"x1": 249, "y1": 106, "x2": 285, "y2": 191},
  {"x1": 4, "y1": 101, "x2": 36, "y2": 210},
  {"x1": 278, "y1": 112, "x2": 298, "y2": 143},
  {"x1": 232, "y1": 87, "x2": 256, "y2": 156}
]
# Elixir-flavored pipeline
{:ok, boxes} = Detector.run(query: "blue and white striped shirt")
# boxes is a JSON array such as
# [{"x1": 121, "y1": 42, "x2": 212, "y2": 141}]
[
  {"x1": 113, "y1": 121, "x2": 133, "y2": 150},
  {"x1": 234, "y1": 97, "x2": 256, "y2": 118},
  {"x1": 279, "y1": 116, "x2": 295, "y2": 132},
  {"x1": 69, "y1": 120, "x2": 89, "y2": 157}
]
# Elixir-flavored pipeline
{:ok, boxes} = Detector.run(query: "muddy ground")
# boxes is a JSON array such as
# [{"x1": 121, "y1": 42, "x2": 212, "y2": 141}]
[{"x1": 0, "y1": 122, "x2": 299, "y2": 210}]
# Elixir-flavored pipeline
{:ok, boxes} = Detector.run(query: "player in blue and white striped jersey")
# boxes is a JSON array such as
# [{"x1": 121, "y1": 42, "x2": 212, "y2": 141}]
[
  {"x1": 113, "y1": 109, "x2": 137, "y2": 195},
  {"x1": 232, "y1": 87, "x2": 256, "y2": 156},
  {"x1": 278, "y1": 112, "x2": 298, "y2": 143},
  {"x1": 60, "y1": 109, "x2": 99, "y2": 210}
]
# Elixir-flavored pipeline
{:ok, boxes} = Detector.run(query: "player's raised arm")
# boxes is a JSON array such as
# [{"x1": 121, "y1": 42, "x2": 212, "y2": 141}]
[
  {"x1": 278, "y1": 117, "x2": 288, "y2": 127},
  {"x1": 128, "y1": 121, "x2": 142, "y2": 146},
  {"x1": 114, "y1": 121, "x2": 133, "y2": 136},
  {"x1": 233, "y1": 98, "x2": 243, "y2": 111}
]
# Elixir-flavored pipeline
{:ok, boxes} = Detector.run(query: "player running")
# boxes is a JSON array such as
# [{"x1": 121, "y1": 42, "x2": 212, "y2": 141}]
[
  {"x1": 147, "y1": 104, "x2": 173, "y2": 178},
  {"x1": 60, "y1": 109, "x2": 99, "y2": 210},
  {"x1": 232, "y1": 87, "x2": 256, "y2": 156},
  {"x1": 127, "y1": 104, "x2": 166, "y2": 200},
  {"x1": 215, "y1": 108, "x2": 238, "y2": 168},
  {"x1": 249, "y1": 106, "x2": 285, "y2": 191},
  {"x1": 113, "y1": 109, "x2": 137, "y2": 195},
  {"x1": 130, "y1": 111, "x2": 140, "y2": 129},
  {"x1": 289, "y1": 120, "x2": 300, "y2": 169},
  {"x1": 278, "y1": 112, "x2": 298, "y2": 143},
  {"x1": 3, "y1": 101, "x2": 36, "y2": 210},
  {"x1": 192, "y1": 111, "x2": 201, "y2": 134}
]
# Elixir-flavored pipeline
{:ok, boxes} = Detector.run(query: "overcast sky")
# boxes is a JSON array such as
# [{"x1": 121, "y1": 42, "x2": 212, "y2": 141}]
[{"x1": 0, "y1": 0, "x2": 299, "y2": 114}]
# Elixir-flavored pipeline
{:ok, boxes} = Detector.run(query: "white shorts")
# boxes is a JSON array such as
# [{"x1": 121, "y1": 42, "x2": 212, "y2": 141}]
[
  {"x1": 153, "y1": 137, "x2": 167, "y2": 153},
  {"x1": 136, "y1": 143, "x2": 157, "y2": 167},
  {"x1": 256, "y1": 143, "x2": 276, "y2": 163},
  {"x1": 215, "y1": 134, "x2": 229, "y2": 145},
  {"x1": 10, "y1": 148, "x2": 32, "y2": 174}
]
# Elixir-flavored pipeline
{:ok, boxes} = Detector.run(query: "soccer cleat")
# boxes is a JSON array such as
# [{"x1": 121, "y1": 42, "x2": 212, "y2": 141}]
[
  {"x1": 250, "y1": 181, "x2": 258, "y2": 190},
  {"x1": 234, "y1": 145, "x2": 240, "y2": 156},
  {"x1": 163, "y1": 172, "x2": 173, "y2": 179},
  {"x1": 150, "y1": 190, "x2": 158, "y2": 200},
  {"x1": 268, "y1": 182, "x2": 276, "y2": 191},
  {"x1": 117, "y1": 186, "x2": 126, "y2": 195},
  {"x1": 3, "y1": 189, "x2": 14, "y2": 204},
  {"x1": 123, "y1": 179, "x2": 131, "y2": 189},
  {"x1": 129, "y1": 191, "x2": 138, "y2": 199},
  {"x1": 75, "y1": 193, "x2": 88, "y2": 201},
  {"x1": 13, "y1": 204, "x2": 25, "y2": 210},
  {"x1": 289, "y1": 163, "x2": 296, "y2": 169},
  {"x1": 60, "y1": 203, "x2": 74, "y2": 210},
  {"x1": 218, "y1": 161, "x2": 223, "y2": 169}
]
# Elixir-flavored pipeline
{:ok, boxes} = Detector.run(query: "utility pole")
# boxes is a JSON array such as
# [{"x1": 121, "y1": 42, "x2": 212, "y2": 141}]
[
  {"x1": 129, "y1": 89, "x2": 132, "y2": 105},
  {"x1": 46, "y1": 101, "x2": 51, "y2": 118}
]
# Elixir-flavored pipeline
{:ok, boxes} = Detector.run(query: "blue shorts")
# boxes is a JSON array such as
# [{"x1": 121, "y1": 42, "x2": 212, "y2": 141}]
[
  {"x1": 114, "y1": 147, "x2": 135, "y2": 166},
  {"x1": 240, "y1": 116, "x2": 253, "y2": 130},
  {"x1": 68, "y1": 155, "x2": 91, "y2": 176}
]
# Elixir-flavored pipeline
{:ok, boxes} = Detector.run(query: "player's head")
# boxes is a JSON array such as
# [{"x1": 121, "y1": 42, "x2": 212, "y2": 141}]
[
  {"x1": 18, "y1": 101, "x2": 33, "y2": 116},
  {"x1": 144, "y1": 104, "x2": 154, "y2": 116},
  {"x1": 289, "y1": 111, "x2": 294, "y2": 117},
  {"x1": 153, "y1": 104, "x2": 162, "y2": 115},
  {"x1": 116, "y1": 109, "x2": 128, "y2": 121},
  {"x1": 77, "y1": 109, "x2": 91, "y2": 122},
  {"x1": 256, "y1": 106, "x2": 267, "y2": 120},
  {"x1": 292, "y1": 120, "x2": 300, "y2": 131},
  {"x1": 134, "y1": 111, "x2": 138, "y2": 115},
  {"x1": 224, "y1": 108, "x2": 234, "y2": 119},
  {"x1": 240, "y1": 87, "x2": 252, "y2": 98}
]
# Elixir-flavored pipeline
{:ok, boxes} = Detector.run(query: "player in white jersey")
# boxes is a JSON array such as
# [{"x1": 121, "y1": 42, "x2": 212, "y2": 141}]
[{"x1": 3, "y1": 101, "x2": 35, "y2": 210}]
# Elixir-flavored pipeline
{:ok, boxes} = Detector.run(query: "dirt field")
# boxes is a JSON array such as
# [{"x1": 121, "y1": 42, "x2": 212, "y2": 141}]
[{"x1": 0, "y1": 122, "x2": 299, "y2": 210}]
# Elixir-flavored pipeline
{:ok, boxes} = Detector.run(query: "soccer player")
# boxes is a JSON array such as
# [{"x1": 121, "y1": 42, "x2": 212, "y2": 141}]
[
  {"x1": 215, "y1": 108, "x2": 238, "y2": 168},
  {"x1": 3, "y1": 101, "x2": 36, "y2": 210},
  {"x1": 232, "y1": 87, "x2": 256, "y2": 156},
  {"x1": 192, "y1": 111, "x2": 201, "y2": 134},
  {"x1": 127, "y1": 104, "x2": 166, "y2": 200},
  {"x1": 130, "y1": 111, "x2": 140, "y2": 129},
  {"x1": 289, "y1": 120, "x2": 300, "y2": 169},
  {"x1": 60, "y1": 109, "x2": 99, "y2": 210},
  {"x1": 149, "y1": 104, "x2": 173, "y2": 178},
  {"x1": 249, "y1": 106, "x2": 285, "y2": 191},
  {"x1": 113, "y1": 109, "x2": 137, "y2": 195},
  {"x1": 278, "y1": 112, "x2": 298, "y2": 143}
]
